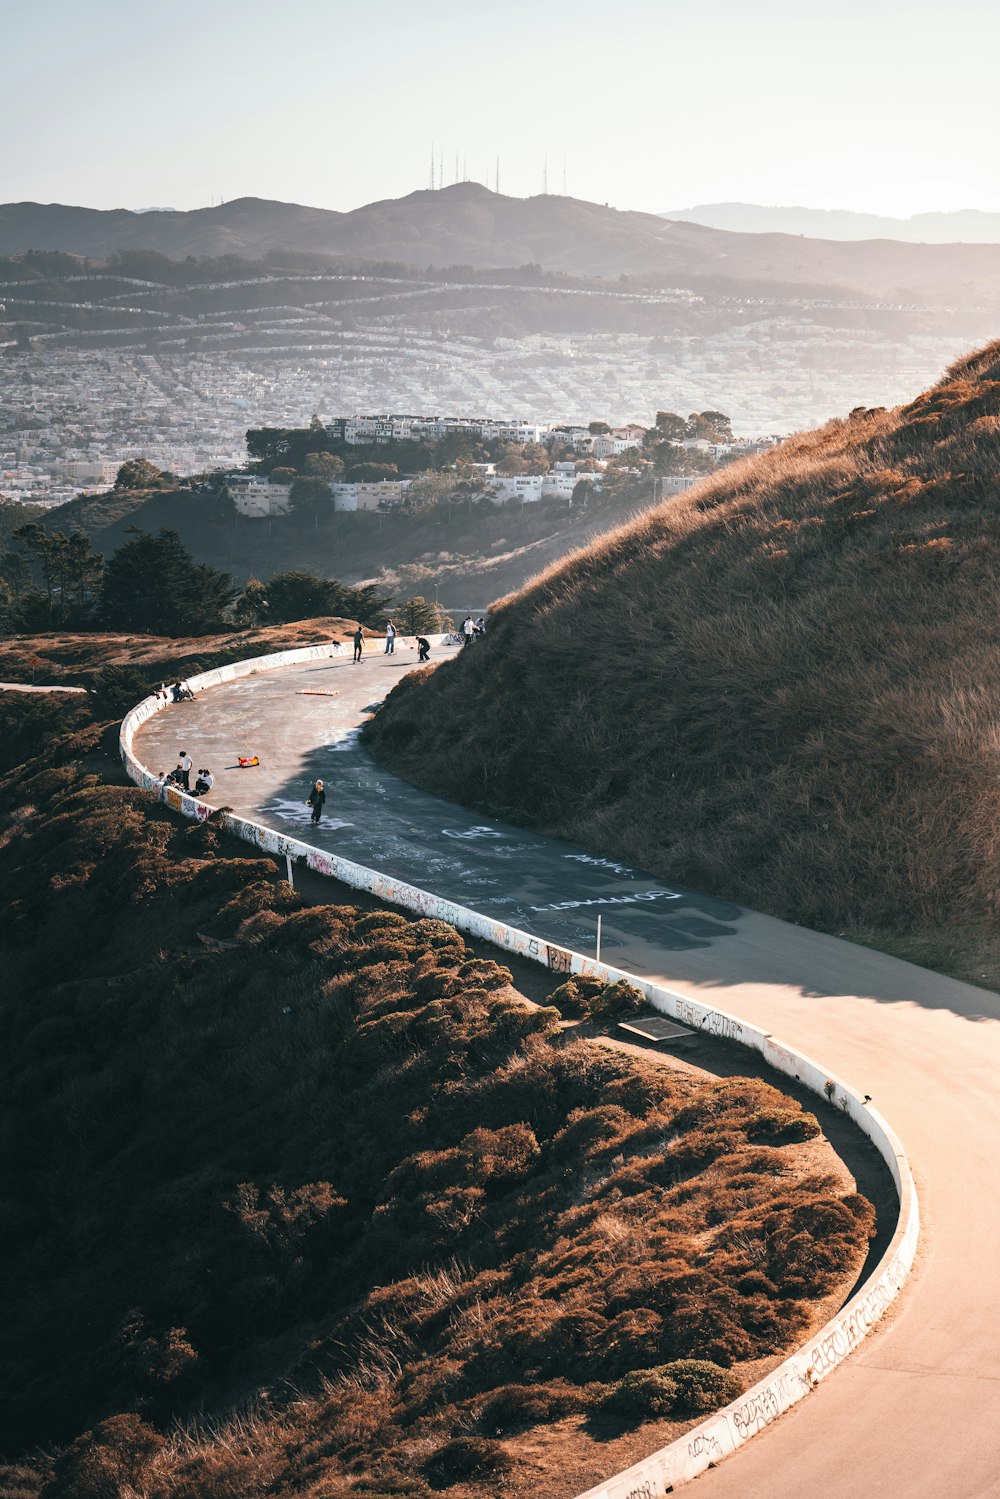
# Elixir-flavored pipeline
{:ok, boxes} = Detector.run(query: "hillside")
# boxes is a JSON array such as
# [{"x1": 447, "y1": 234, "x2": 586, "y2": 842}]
[
  {"x1": 366, "y1": 340, "x2": 1000, "y2": 985},
  {"x1": 0, "y1": 695, "x2": 873, "y2": 1498},
  {"x1": 36, "y1": 481, "x2": 659, "y2": 605},
  {"x1": 8, "y1": 184, "x2": 1000, "y2": 302},
  {"x1": 663, "y1": 202, "x2": 1000, "y2": 244}
]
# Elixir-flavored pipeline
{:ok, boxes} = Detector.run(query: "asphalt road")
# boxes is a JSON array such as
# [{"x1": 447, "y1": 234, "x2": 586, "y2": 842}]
[{"x1": 136, "y1": 642, "x2": 1000, "y2": 1499}]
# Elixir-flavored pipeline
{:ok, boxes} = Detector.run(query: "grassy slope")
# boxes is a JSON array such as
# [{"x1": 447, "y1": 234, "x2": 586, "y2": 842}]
[
  {"x1": 0, "y1": 705, "x2": 871, "y2": 1499},
  {"x1": 366, "y1": 342, "x2": 1000, "y2": 984},
  {"x1": 0, "y1": 617, "x2": 357, "y2": 685}
]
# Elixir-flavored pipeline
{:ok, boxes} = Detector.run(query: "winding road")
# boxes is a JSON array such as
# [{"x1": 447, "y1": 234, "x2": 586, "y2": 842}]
[{"x1": 135, "y1": 643, "x2": 1000, "y2": 1498}]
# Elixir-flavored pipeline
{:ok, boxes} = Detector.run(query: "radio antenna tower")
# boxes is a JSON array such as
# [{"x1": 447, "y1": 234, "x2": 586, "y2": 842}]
[
  {"x1": 495, "y1": 156, "x2": 500, "y2": 194},
  {"x1": 542, "y1": 156, "x2": 549, "y2": 194},
  {"x1": 430, "y1": 142, "x2": 435, "y2": 189}
]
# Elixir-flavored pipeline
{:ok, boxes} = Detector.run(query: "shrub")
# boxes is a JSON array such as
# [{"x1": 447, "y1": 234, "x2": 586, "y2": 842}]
[
  {"x1": 546, "y1": 976, "x2": 606, "y2": 1018},
  {"x1": 480, "y1": 1380, "x2": 591, "y2": 1431},
  {"x1": 425, "y1": 1436, "x2": 512, "y2": 1486},
  {"x1": 546, "y1": 976, "x2": 646, "y2": 1020},
  {"x1": 597, "y1": 1368, "x2": 680, "y2": 1422},
  {"x1": 43, "y1": 1414, "x2": 163, "y2": 1499},
  {"x1": 661, "y1": 1359, "x2": 742, "y2": 1414},
  {"x1": 589, "y1": 980, "x2": 647, "y2": 1019},
  {"x1": 598, "y1": 1359, "x2": 741, "y2": 1426}
]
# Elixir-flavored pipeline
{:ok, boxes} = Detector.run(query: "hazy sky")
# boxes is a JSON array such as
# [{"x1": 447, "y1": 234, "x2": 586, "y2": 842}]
[{"x1": 4, "y1": 0, "x2": 999, "y2": 217}]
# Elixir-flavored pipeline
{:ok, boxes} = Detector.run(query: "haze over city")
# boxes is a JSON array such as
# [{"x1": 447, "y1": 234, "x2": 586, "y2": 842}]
[{"x1": 5, "y1": 0, "x2": 1000, "y2": 218}]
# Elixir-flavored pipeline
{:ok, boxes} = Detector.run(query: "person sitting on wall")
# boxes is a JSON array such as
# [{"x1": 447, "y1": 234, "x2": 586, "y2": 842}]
[{"x1": 194, "y1": 768, "x2": 214, "y2": 796}]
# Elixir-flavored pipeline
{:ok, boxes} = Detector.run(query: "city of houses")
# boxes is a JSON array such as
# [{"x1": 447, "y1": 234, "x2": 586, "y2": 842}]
[{"x1": 0, "y1": 346, "x2": 795, "y2": 513}]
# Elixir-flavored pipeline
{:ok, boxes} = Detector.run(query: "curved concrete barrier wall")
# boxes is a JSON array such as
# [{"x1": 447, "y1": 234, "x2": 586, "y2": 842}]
[{"x1": 119, "y1": 646, "x2": 920, "y2": 1498}]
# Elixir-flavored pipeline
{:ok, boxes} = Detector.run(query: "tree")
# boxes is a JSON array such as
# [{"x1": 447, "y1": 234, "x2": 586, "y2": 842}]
[
  {"x1": 652, "y1": 411, "x2": 687, "y2": 442},
  {"x1": 394, "y1": 596, "x2": 445, "y2": 634},
  {"x1": 101, "y1": 529, "x2": 236, "y2": 635},
  {"x1": 264, "y1": 570, "x2": 341, "y2": 622},
  {"x1": 685, "y1": 410, "x2": 732, "y2": 442},
  {"x1": 288, "y1": 475, "x2": 333, "y2": 523},
  {"x1": 11, "y1": 524, "x2": 101, "y2": 626},
  {"x1": 402, "y1": 472, "x2": 455, "y2": 513},
  {"x1": 114, "y1": 457, "x2": 163, "y2": 490},
  {"x1": 343, "y1": 462, "x2": 398, "y2": 484},
  {"x1": 233, "y1": 577, "x2": 269, "y2": 627},
  {"x1": 263, "y1": 571, "x2": 389, "y2": 626},
  {"x1": 494, "y1": 443, "x2": 548, "y2": 476},
  {"x1": 303, "y1": 451, "x2": 344, "y2": 481},
  {"x1": 588, "y1": 420, "x2": 611, "y2": 435}
]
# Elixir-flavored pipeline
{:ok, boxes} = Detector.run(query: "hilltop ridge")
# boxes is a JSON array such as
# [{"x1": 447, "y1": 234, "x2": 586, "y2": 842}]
[{"x1": 7, "y1": 184, "x2": 1000, "y2": 302}]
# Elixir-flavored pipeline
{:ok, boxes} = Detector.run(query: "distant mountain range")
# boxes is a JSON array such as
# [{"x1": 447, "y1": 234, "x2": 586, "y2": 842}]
[
  {"x1": 661, "y1": 202, "x2": 1000, "y2": 244},
  {"x1": 7, "y1": 184, "x2": 1000, "y2": 306}
]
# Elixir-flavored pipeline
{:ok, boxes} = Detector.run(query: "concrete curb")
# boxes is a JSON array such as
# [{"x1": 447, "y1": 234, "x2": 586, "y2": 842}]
[{"x1": 119, "y1": 644, "x2": 920, "y2": 1498}]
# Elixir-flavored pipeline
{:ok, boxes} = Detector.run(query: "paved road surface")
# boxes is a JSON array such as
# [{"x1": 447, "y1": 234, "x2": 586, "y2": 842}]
[{"x1": 137, "y1": 643, "x2": 1000, "y2": 1498}]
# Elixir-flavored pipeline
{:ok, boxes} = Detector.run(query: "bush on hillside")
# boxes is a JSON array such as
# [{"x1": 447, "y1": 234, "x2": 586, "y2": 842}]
[{"x1": 597, "y1": 1360, "x2": 742, "y2": 1425}]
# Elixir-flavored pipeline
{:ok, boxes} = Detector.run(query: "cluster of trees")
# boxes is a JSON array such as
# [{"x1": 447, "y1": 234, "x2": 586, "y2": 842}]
[{"x1": 0, "y1": 519, "x2": 440, "y2": 637}]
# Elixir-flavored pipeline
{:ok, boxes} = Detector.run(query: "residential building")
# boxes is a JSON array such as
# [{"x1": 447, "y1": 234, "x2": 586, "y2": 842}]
[
  {"x1": 330, "y1": 478, "x2": 412, "y2": 511},
  {"x1": 229, "y1": 475, "x2": 291, "y2": 517}
]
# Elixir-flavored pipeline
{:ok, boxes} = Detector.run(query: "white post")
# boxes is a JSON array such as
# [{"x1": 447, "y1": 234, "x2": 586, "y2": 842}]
[
  {"x1": 596, "y1": 914, "x2": 602, "y2": 963},
  {"x1": 285, "y1": 854, "x2": 294, "y2": 888}
]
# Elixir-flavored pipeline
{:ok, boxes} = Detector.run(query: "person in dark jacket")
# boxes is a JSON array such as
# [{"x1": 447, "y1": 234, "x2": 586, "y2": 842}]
[
  {"x1": 416, "y1": 636, "x2": 431, "y2": 662},
  {"x1": 353, "y1": 627, "x2": 364, "y2": 663},
  {"x1": 307, "y1": 779, "x2": 326, "y2": 823}
]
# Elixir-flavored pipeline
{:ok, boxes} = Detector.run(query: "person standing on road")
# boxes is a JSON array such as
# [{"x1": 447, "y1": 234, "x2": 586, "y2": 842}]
[
  {"x1": 307, "y1": 778, "x2": 326, "y2": 824},
  {"x1": 416, "y1": 636, "x2": 431, "y2": 662},
  {"x1": 462, "y1": 616, "x2": 475, "y2": 647},
  {"x1": 178, "y1": 749, "x2": 193, "y2": 790},
  {"x1": 384, "y1": 620, "x2": 396, "y2": 655},
  {"x1": 353, "y1": 627, "x2": 364, "y2": 663}
]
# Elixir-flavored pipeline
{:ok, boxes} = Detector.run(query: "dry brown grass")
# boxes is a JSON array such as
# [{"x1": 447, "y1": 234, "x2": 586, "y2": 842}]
[
  {"x1": 0, "y1": 617, "x2": 358, "y2": 685},
  {"x1": 367, "y1": 347, "x2": 1000, "y2": 981}
]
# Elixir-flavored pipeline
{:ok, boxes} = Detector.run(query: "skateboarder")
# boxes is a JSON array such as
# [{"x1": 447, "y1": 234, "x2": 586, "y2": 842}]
[
  {"x1": 307, "y1": 779, "x2": 326, "y2": 824},
  {"x1": 353, "y1": 627, "x2": 364, "y2": 663}
]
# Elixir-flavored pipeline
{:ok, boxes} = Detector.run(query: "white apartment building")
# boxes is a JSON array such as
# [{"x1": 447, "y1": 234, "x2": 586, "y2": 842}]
[
  {"x1": 52, "y1": 459, "x2": 119, "y2": 486},
  {"x1": 487, "y1": 471, "x2": 595, "y2": 504},
  {"x1": 330, "y1": 479, "x2": 412, "y2": 512},
  {"x1": 592, "y1": 428, "x2": 645, "y2": 459},
  {"x1": 229, "y1": 475, "x2": 291, "y2": 517},
  {"x1": 545, "y1": 425, "x2": 595, "y2": 450},
  {"x1": 658, "y1": 475, "x2": 702, "y2": 494}
]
